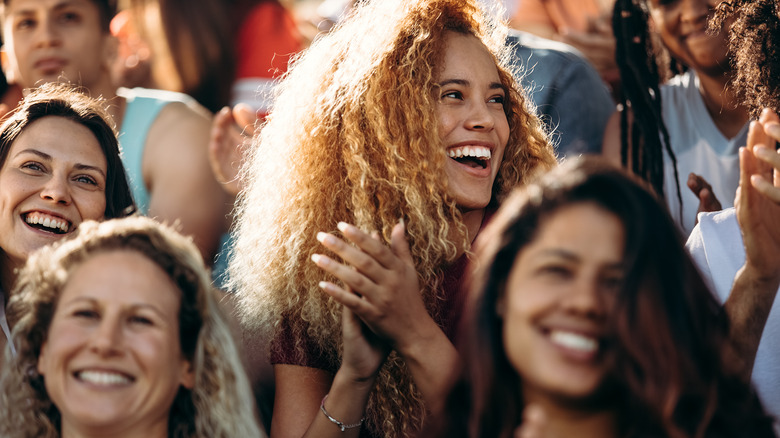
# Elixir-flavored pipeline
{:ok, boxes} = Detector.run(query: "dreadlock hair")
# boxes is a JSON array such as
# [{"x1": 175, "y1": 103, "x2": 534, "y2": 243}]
[
  {"x1": 712, "y1": 0, "x2": 780, "y2": 117},
  {"x1": 612, "y1": 0, "x2": 684, "y2": 214}
]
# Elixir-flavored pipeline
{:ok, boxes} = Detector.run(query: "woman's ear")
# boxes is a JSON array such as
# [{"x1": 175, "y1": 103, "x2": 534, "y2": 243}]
[{"x1": 179, "y1": 360, "x2": 195, "y2": 389}]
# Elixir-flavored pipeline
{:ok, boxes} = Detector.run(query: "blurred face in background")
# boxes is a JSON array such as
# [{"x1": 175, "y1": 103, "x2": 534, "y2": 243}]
[
  {"x1": 2, "y1": 0, "x2": 115, "y2": 89},
  {"x1": 499, "y1": 202, "x2": 625, "y2": 406},
  {"x1": 647, "y1": 0, "x2": 731, "y2": 76}
]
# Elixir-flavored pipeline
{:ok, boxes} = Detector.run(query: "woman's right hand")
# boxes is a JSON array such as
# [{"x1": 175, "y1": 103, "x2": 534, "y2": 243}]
[{"x1": 340, "y1": 305, "x2": 391, "y2": 383}]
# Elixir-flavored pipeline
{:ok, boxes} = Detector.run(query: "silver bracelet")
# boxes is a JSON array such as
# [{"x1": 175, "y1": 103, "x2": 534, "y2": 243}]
[{"x1": 320, "y1": 394, "x2": 366, "y2": 432}]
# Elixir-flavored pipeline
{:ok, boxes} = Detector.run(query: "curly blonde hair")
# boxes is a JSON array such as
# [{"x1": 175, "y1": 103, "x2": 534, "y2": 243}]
[
  {"x1": 0, "y1": 216, "x2": 264, "y2": 438},
  {"x1": 229, "y1": 0, "x2": 555, "y2": 435}
]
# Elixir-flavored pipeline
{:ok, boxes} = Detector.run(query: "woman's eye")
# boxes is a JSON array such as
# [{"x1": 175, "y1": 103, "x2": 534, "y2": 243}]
[
  {"x1": 73, "y1": 309, "x2": 99, "y2": 319},
  {"x1": 15, "y1": 18, "x2": 35, "y2": 30},
  {"x1": 601, "y1": 275, "x2": 625, "y2": 291},
  {"x1": 489, "y1": 95, "x2": 505, "y2": 104},
  {"x1": 442, "y1": 91, "x2": 463, "y2": 100},
  {"x1": 75, "y1": 175, "x2": 98, "y2": 185},
  {"x1": 539, "y1": 265, "x2": 572, "y2": 279},
  {"x1": 21, "y1": 162, "x2": 44, "y2": 172},
  {"x1": 59, "y1": 11, "x2": 82, "y2": 24},
  {"x1": 130, "y1": 315, "x2": 153, "y2": 326}
]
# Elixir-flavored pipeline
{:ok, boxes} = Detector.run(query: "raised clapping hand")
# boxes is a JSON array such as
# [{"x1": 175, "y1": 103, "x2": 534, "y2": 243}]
[
  {"x1": 312, "y1": 221, "x2": 432, "y2": 356},
  {"x1": 737, "y1": 108, "x2": 780, "y2": 286},
  {"x1": 688, "y1": 172, "x2": 723, "y2": 222},
  {"x1": 208, "y1": 103, "x2": 257, "y2": 197}
]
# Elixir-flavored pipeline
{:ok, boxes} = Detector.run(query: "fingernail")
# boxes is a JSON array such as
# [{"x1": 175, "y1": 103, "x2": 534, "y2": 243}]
[
  {"x1": 318, "y1": 281, "x2": 329, "y2": 290},
  {"x1": 316, "y1": 232, "x2": 332, "y2": 244},
  {"x1": 754, "y1": 146, "x2": 771, "y2": 159},
  {"x1": 766, "y1": 122, "x2": 780, "y2": 140},
  {"x1": 311, "y1": 254, "x2": 325, "y2": 265},
  {"x1": 337, "y1": 222, "x2": 349, "y2": 232}
]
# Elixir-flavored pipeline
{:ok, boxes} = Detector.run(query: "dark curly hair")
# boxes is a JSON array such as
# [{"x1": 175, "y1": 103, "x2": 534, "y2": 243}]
[{"x1": 712, "y1": 0, "x2": 780, "y2": 117}]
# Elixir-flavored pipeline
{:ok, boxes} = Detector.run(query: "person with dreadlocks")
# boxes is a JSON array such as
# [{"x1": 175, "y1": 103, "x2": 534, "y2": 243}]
[
  {"x1": 602, "y1": 0, "x2": 750, "y2": 235},
  {"x1": 228, "y1": 1, "x2": 556, "y2": 437},
  {"x1": 686, "y1": 0, "x2": 780, "y2": 429}
]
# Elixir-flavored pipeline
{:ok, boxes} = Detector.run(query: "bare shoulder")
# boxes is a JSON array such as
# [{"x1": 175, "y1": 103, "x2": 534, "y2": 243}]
[
  {"x1": 142, "y1": 99, "x2": 213, "y2": 175},
  {"x1": 602, "y1": 108, "x2": 634, "y2": 167},
  {"x1": 139, "y1": 97, "x2": 228, "y2": 263},
  {"x1": 147, "y1": 100, "x2": 212, "y2": 152}
]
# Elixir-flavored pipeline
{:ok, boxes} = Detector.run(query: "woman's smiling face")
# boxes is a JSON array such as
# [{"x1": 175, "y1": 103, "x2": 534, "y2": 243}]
[
  {"x1": 37, "y1": 249, "x2": 194, "y2": 437},
  {"x1": 647, "y1": 0, "x2": 731, "y2": 76},
  {"x1": 500, "y1": 202, "x2": 625, "y2": 405},
  {"x1": 0, "y1": 116, "x2": 107, "y2": 268},
  {"x1": 436, "y1": 31, "x2": 510, "y2": 211}
]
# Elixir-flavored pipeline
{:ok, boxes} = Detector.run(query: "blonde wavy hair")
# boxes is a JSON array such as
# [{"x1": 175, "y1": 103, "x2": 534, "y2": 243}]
[
  {"x1": 229, "y1": 0, "x2": 555, "y2": 435},
  {"x1": 0, "y1": 216, "x2": 264, "y2": 438}
]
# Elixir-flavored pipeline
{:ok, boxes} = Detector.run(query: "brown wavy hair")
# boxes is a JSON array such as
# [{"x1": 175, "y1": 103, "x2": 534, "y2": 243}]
[
  {"x1": 0, "y1": 216, "x2": 264, "y2": 438},
  {"x1": 435, "y1": 158, "x2": 775, "y2": 438},
  {"x1": 229, "y1": 0, "x2": 555, "y2": 435},
  {"x1": 712, "y1": 0, "x2": 780, "y2": 117}
]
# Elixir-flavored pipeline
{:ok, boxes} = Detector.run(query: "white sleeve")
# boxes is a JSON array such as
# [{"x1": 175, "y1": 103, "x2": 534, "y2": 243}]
[{"x1": 686, "y1": 219, "x2": 718, "y2": 299}]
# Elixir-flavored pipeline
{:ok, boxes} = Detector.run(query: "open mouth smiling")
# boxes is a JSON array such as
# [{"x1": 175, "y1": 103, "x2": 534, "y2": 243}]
[
  {"x1": 75, "y1": 369, "x2": 135, "y2": 387},
  {"x1": 447, "y1": 145, "x2": 492, "y2": 169},
  {"x1": 23, "y1": 211, "x2": 71, "y2": 234}
]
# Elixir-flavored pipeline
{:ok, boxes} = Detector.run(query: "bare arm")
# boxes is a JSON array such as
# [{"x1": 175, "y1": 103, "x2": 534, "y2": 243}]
[
  {"x1": 272, "y1": 302, "x2": 391, "y2": 438},
  {"x1": 144, "y1": 101, "x2": 231, "y2": 265},
  {"x1": 724, "y1": 110, "x2": 780, "y2": 379}
]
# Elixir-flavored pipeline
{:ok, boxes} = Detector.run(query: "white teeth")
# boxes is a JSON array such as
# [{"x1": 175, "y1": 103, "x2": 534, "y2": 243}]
[
  {"x1": 77, "y1": 370, "x2": 132, "y2": 386},
  {"x1": 447, "y1": 145, "x2": 491, "y2": 160},
  {"x1": 549, "y1": 330, "x2": 598, "y2": 353},
  {"x1": 24, "y1": 212, "x2": 70, "y2": 233}
]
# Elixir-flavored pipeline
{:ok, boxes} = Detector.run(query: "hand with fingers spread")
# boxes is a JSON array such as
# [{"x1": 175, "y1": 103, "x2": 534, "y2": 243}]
[
  {"x1": 313, "y1": 220, "x2": 459, "y2": 416},
  {"x1": 313, "y1": 220, "x2": 430, "y2": 352}
]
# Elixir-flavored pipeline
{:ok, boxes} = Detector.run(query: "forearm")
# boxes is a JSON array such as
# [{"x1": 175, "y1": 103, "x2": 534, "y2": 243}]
[
  {"x1": 394, "y1": 319, "x2": 459, "y2": 417},
  {"x1": 301, "y1": 369, "x2": 376, "y2": 438},
  {"x1": 724, "y1": 264, "x2": 780, "y2": 379}
]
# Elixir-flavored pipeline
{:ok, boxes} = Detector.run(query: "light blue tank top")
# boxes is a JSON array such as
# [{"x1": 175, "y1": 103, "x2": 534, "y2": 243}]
[{"x1": 117, "y1": 87, "x2": 195, "y2": 214}]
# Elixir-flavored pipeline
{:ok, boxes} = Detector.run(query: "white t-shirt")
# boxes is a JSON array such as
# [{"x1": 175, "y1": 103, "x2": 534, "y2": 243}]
[
  {"x1": 687, "y1": 208, "x2": 780, "y2": 431},
  {"x1": 661, "y1": 71, "x2": 748, "y2": 235}
]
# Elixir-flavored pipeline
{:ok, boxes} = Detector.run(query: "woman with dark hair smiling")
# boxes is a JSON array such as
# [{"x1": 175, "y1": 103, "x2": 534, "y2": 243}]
[
  {"x1": 0, "y1": 83, "x2": 134, "y2": 364},
  {"x1": 434, "y1": 158, "x2": 775, "y2": 438}
]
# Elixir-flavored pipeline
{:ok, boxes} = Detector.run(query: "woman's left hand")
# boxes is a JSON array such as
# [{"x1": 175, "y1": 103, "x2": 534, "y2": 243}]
[
  {"x1": 312, "y1": 220, "x2": 433, "y2": 351},
  {"x1": 737, "y1": 110, "x2": 780, "y2": 284}
]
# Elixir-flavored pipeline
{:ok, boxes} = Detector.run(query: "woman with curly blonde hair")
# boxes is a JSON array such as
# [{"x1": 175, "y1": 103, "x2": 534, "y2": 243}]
[
  {"x1": 229, "y1": 0, "x2": 556, "y2": 436},
  {"x1": 0, "y1": 216, "x2": 265, "y2": 438}
]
